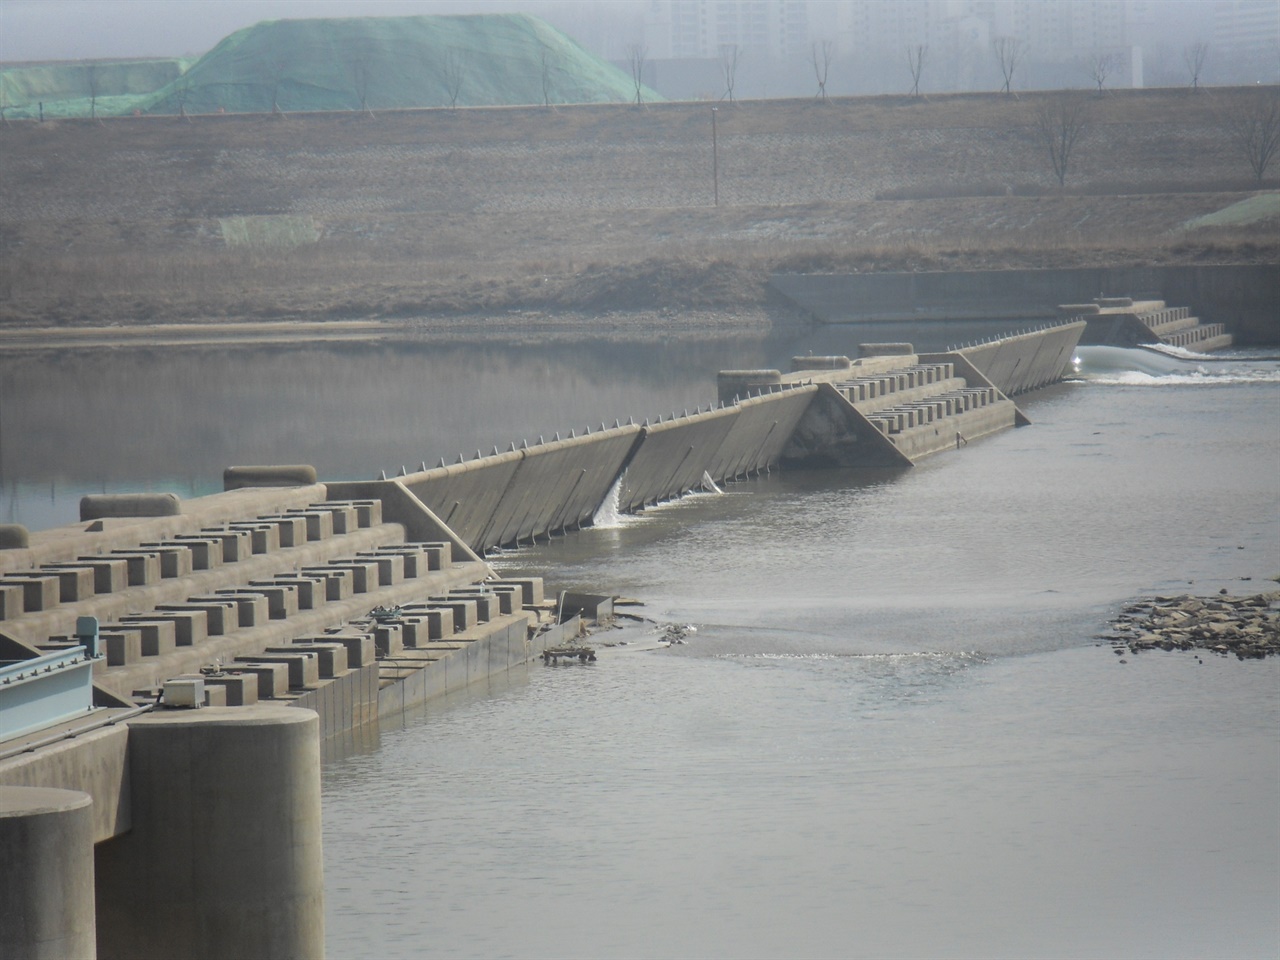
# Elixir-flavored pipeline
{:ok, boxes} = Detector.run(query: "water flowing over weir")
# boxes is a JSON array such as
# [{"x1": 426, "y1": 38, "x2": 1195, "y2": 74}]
[{"x1": 352, "y1": 327, "x2": 1084, "y2": 555}]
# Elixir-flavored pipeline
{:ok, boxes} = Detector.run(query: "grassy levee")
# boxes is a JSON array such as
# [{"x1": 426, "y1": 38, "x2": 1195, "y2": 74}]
[{"x1": 0, "y1": 88, "x2": 1276, "y2": 331}]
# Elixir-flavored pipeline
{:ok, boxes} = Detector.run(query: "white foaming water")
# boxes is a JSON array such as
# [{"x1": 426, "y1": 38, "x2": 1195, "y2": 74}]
[
  {"x1": 589, "y1": 473, "x2": 634, "y2": 529},
  {"x1": 1077, "y1": 345, "x2": 1280, "y2": 385},
  {"x1": 700, "y1": 470, "x2": 723, "y2": 494}
]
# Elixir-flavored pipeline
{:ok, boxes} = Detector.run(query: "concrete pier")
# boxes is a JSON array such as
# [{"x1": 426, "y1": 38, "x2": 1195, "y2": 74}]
[
  {"x1": 95, "y1": 706, "x2": 324, "y2": 960},
  {"x1": 0, "y1": 786, "x2": 98, "y2": 960}
]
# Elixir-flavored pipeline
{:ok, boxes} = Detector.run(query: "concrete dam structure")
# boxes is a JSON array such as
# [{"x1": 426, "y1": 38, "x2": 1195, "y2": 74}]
[{"x1": 0, "y1": 326, "x2": 1081, "y2": 958}]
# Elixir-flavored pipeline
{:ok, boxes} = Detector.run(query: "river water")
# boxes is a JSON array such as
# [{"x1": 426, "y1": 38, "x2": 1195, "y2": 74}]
[{"x1": 3, "y1": 336, "x2": 1278, "y2": 957}]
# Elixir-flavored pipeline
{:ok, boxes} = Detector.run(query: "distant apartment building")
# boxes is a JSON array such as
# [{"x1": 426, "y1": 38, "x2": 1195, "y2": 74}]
[{"x1": 643, "y1": 0, "x2": 810, "y2": 58}]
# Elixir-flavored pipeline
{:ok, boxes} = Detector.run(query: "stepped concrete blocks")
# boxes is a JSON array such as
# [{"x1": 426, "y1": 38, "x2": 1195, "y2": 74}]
[
  {"x1": 372, "y1": 624, "x2": 404, "y2": 657},
  {"x1": 0, "y1": 575, "x2": 61, "y2": 613},
  {"x1": 421, "y1": 543, "x2": 450, "y2": 571},
  {"x1": 147, "y1": 544, "x2": 194, "y2": 580},
  {"x1": 103, "y1": 620, "x2": 177, "y2": 657},
  {"x1": 0, "y1": 582, "x2": 32, "y2": 618},
  {"x1": 202, "y1": 672, "x2": 259, "y2": 706},
  {"x1": 274, "y1": 643, "x2": 348, "y2": 679},
  {"x1": 168, "y1": 536, "x2": 224, "y2": 570},
  {"x1": 448, "y1": 591, "x2": 497, "y2": 622},
  {"x1": 240, "y1": 582, "x2": 301, "y2": 618},
  {"x1": 201, "y1": 528, "x2": 253, "y2": 562},
  {"x1": 108, "y1": 551, "x2": 161, "y2": 587},
  {"x1": 47, "y1": 566, "x2": 96, "y2": 602},
  {"x1": 370, "y1": 545, "x2": 427, "y2": 578},
  {"x1": 228, "y1": 523, "x2": 279, "y2": 555},
  {"x1": 425, "y1": 599, "x2": 478, "y2": 632},
  {"x1": 300, "y1": 567, "x2": 354, "y2": 601},
  {"x1": 239, "y1": 652, "x2": 320, "y2": 689},
  {"x1": 501, "y1": 578, "x2": 545, "y2": 607},
  {"x1": 309, "y1": 503, "x2": 357, "y2": 535},
  {"x1": 356, "y1": 552, "x2": 404, "y2": 586},
  {"x1": 325, "y1": 561, "x2": 379, "y2": 594},
  {"x1": 199, "y1": 592, "x2": 270, "y2": 628},
  {"x1": 0, "y1": 786, "x2": 97, "y2": 960},
  {"x1": 224, "y1": 662, "x2": 290, "y2": 699},
  {"x1": 157, "y1": 599, "x2": 234, "y2": 635},
  {"x1": 123, "y1": 610, "x2": 208, "y2": 648},
  {"x1": 306, "y1": 634, "x2": 375, "y2": 668},
  {"x1": 101, "y1": 631, "x2": 142, "y2": 665},
  {"x1": 69, "y1": 559, "x2": 124, "y2": 596},
  {"x1": 283, "y1": 510, "x2": 335, "y2": 542},
  {"x1": 399, "y1": 606, "x2": 454, "y2": 640},
  {"x1": 260, "y1": 515, "x2": 307, "y2": 548},
  {"x1": 265, "y1": 576, "x2": 323, "y2": 610}
]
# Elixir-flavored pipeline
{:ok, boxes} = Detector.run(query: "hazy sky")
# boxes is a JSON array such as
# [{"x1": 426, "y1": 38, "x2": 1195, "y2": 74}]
[{"x1": 0, "y1": 0, "x2": 640, "y2": 61}]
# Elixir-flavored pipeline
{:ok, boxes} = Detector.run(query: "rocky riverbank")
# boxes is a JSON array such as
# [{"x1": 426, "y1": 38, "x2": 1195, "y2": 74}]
[{"x1": 1102, "y1": 589, "x2": 1280, "y2": 660}]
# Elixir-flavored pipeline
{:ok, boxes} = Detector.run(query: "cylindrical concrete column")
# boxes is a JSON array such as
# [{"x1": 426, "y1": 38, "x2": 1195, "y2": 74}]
[
  {"x1": 0, "y1": 786, "x2": 97, "y2": 960},
  {"x1": 96, "y1": 706, "x2": 324, "y2": 960}
]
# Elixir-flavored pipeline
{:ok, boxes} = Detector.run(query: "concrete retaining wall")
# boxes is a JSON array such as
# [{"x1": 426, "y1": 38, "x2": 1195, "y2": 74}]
[{"x1": 771, "y1": 265, "x2": 1278, "y2": 345}]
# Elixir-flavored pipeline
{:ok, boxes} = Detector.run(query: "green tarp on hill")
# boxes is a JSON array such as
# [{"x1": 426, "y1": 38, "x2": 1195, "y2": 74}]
[
  {"x1": 0, "y1": 59, "x2": 189, "y2": 119},
  {"x1": 137, "y1": 13, "x2": 656, "y2": 115}
]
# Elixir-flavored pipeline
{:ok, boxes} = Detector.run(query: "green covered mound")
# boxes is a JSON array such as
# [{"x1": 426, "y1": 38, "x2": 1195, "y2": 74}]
[
  {"x1": 0, "y1": 59, "x2": 189, "y2": 119},
  {"x1": 138, "y1": 14, "x2": 655, "y2": 115}
]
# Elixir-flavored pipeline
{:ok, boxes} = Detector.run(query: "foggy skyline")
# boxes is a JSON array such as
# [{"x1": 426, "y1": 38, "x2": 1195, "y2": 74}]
[{"x1": 1, "y1": 0, "x2": 1225, "y2": 65}]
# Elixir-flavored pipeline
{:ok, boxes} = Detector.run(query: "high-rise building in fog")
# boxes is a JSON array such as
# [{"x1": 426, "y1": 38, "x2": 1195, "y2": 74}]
[{"x1": 644, "y1": 0, "x2": 810, "y2": 59}]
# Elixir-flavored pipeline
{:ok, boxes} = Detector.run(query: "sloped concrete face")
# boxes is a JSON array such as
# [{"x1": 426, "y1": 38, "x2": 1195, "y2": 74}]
[{"x1": 0, "y1": 786, "x2": 97, "y2": 960}]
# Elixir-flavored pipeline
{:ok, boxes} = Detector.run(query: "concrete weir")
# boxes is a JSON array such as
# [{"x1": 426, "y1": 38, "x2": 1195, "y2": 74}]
[{"x1": 0, "y1": 324, "x2": 1080, "y2": 957}]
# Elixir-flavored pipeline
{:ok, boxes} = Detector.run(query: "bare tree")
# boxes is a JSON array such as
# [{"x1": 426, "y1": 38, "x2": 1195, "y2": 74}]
[
  {"x1": 86, "y1": 62, "x2": 100, "y2": 119},
  {"x1": 539, "y1": 43, "x2": 561, "y2": 108},
  {"x1": 907, "y1": 44, "x2": 927, "y2": 98},
  {"x1": 269, "y1": 60, "x2": 286, "y2": 116},
  {"x1": 0, "y1": 76, "x2": 11, "y2": 126},
  {"x1": 444, "y1": 48, "x2": 464, "y2": 112},
  {"x1": 1088, "y1": 52, "x2": 1119, "y2": 95},
  {"x1": 993, "y1": 37, "x2": 1025, "y2": 96},
  {"x1": 173, "y1": 72, "x2": 192, "y2": 120},
  {"x1": 626, "y1": 43, "x2": 647, "y2": 106},
  {"x1": 1184, "y1": 42, "x2": 1208, "y2": 90},
  {"x1": 812, "y1": 40, "x2": 833, "y2": 102},
  {"x1": 348, "y1": 56, "x2": 372, "y2": 114},
  {"x1": 1032, "y1": 96, "x2": 1088, "y2": 186},
  {"x1": 720, "y1": 44, "x2": 741, "y2": 104},
  {"x1": 1221, "y1": 89, "x2": 1280, "y2": 182}
]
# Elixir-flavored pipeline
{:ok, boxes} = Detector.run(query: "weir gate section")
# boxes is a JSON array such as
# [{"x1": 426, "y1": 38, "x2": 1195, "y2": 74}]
[{"x1": 0, "y1": 327, "x2": 1082, "y2": 960}]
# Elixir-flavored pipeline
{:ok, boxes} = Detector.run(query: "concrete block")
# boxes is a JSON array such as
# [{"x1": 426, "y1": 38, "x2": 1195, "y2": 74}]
[
  {"x1": 224, "y1": 662, "x2": 289, "y2": 699},
  {"x1": 0, "y1": 582, "x2": 25, "y2": 619},
  {"x1": 305, "y1": 633, "x2": 375, "y2": 668},
  {"x1": 200, "y1": 528, "x2": 252, "y2": 562},
  {"x1": 47, "y1": 566, "x2": 97, "y2": 602},
  {"x1": 1, "y1": 575, "x2": 61, "y2": 612},
  {"x1": 312, "y1": 503, "x2": 357, "y2": 535},
  {"x1": 109, "y1": 551, "x2": 161, "y2": 586},
  {"x1": 372, "y1": 545, "x2": 426, "y2": 578},
  {"x1": 325, "y1": 561, "x2": 379, "y2": 593},
  {"x1": 448, "y1": 590, "x2": 497, "y2": 621},
  {"x1": 350, "y1": 500, "x2": 382, "y2": 527},
  {"x1": 396, "y1": 618, "x2": 429, "y2": 647},
  {"x1": 300, "y1": 567, "x2": 354, "y2": 601},
  {"x1": 228, "y1": 523, "x2": 279, "y2": 555},
  {"x1": 267, "y1": 576, "x2": 323, "y2": 610},
  {"x1": 356, "y1": 552, "x2": 404, "y2": 586},
  {"x1": 156, "y1": 600, "x2": 230, "y2": 636},
  {"x1": 152, "y1": 545, "x2": 193, "y2": 579},
  {"x1": 372, "y1": 624, "x2": 403, "y2": 657},
  {"x1": 123, "y1": 611, "x2": 207, "y2": 647},
  {"x1": 272, "y1": 643, "x2": 347, "y2": 678},
  {"x1": 201, "y1": 672, "x2": 259, "y2": 706},
  {"x1": 102, "y1": 620, "x2": 177, "y2": 657},
  {"x1": 284, "y1": 509, "x2": 334, "y2": 542},
  {"x1": 238, "y1": 652, "x2": 319, "y2": 689},
  {"x1": 55, "y1": 558, "x2": 127, "y2": 594},
  {"x1": 423, "y1": 599, "x2": 477, "y2": 632},
  {"x1": 420, "y1": 543, "x2": 450, "y2": 571},
  {"x1": 100, "y1": 631, "x2": 142, "y2": 666},
  {"x1": 397, "y1": 606, "x2": 455, "y2": 639},
  {"x1": 198, "y1": 593, "x2": 269, "y2": 629},
  {"x1": 243, "y1": 582, "x2": 300, "y2": 619},
  {"x1": 260, "y1": 515, "x2": 307, "y2": 548},
  {"x1": 202, "y1": 683, "x2": 228, "y2": 707},
  {"x1": 166, "y1": 537, "x2": 224, "y2": 569}
]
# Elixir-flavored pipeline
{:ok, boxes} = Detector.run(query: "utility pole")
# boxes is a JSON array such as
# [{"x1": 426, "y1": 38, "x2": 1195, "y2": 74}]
[{"x1": 711, "y1": 106, "x2": 719, "y2": 207}]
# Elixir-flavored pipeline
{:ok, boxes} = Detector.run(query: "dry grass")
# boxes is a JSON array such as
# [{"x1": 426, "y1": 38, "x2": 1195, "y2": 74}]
[{"x1": 1, "y1": 87, "x2": 1276, "y2": 326}]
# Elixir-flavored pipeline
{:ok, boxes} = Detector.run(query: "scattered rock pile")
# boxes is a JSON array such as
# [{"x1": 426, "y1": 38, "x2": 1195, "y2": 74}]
[{"x1": 1103, "y1": 591, "x2": 1280, "y2": 660}]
